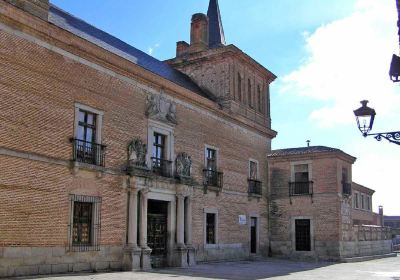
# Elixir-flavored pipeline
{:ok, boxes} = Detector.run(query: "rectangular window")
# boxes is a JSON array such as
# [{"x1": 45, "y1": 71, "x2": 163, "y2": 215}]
[
  {"x1": 342, "y1": 168, "x2": 348, "y2": 183},
  {"x1": 77, "y1": 110, "x2": 97, "y2": 143},
  {"x1": 249, "y1": 161, "x2": 258, "y2": 180},
  {"x1": 206, "y1": 148, "x2": 217, "y2": 171},
  {"x1": 361, "y1": 194, "x2": 365, "y2": 209},
  {"x1": 152, "y1": 132, "x2": 166, "y2": 161},
  {"x1": 295, "y1": 219, "x2": 311, "y2": 251},
  {"x1": 257, "y1": 85, "x2": 262, "y2": 113},
  {"x1": 367, "y1": 196, "x2": 371, "y2": 211},
  {"x1": 238, "y1": 73, "x2": 242, "y2": 102},
  {"x1": 354, "y1": 192, "x2": 359, "y2": 209},
  {"x1": 69, "y1": 195, "x2": 101, "y2": 251},
  {"x1": 294, "y1": 164, "x2": 309, "y2": 182},
  {"x1": 73, "y1": 202, "x2": 92, "y2": 245},
  {"x1": 206, "y1": 213, "x2": 216, "y2": 244}
]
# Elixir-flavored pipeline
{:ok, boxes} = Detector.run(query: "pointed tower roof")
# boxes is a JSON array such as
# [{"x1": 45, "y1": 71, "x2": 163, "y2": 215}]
[{"x1": 207, "y1": 0, "x2": 226, "y2": 48}]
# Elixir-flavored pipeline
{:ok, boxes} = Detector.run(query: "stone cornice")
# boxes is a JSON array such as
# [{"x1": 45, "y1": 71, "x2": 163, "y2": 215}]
[{"x1": 268, "y1": 151, "x2": 357, "y2": 164}]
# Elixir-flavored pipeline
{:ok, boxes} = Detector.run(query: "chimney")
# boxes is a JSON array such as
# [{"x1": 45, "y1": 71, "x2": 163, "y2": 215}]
[
  {"x1": 4, "y1": 0, "x2": 49, "y2": 21},
  {"x1": 176, "y1": 41, "x2": 189, "y2": 57},
  {"x1": 189, "y1": 13, "x2": 209, "y2": 53},
  {"x1": 379, "y1": 206, "x2": 384, "y2": 226}
]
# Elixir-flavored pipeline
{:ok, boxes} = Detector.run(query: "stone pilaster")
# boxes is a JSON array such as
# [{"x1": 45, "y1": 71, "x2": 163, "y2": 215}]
[
  {"x1": 123, "y1": 188, "x2": 141, "y2": 270},
  {"x1": 185, "y1": 196, "x2": 196, "y2": 266},
  {"x1": 139, "y1": 189, "x2": 152, "y2": 270},
  {"x1": 176, "y1": 194, "x2": 185, "y2": 248}
]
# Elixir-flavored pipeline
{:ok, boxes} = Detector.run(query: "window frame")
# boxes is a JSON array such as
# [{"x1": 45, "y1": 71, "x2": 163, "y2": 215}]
[
  {"x1": 353, "y1": 191, "x2": 359, "y2": 209},
  {"x1": 204, "y1": 145, "x2": 219, "y2": 171},
  {"x1": 248, "y1": 159, "x2": 259, "y2": 180},
  {"x1": 147, "y1": 120, "x2": 175, "y2": 167},
  {"x1": 74, "y1": 103, "x2": 103, "y2": 145},
  {"x1": 290, "y1": 161, "x2": 312, "y2": 183},
  {"x1": 203, "y1": 208, "x2": 218, "y2": 248},
  {"x1": 68, "y1": 194, "x2": 102, "y2": 252}
]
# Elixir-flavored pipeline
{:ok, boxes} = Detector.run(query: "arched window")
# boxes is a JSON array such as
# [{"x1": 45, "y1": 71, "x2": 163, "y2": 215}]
[
  {"x1": 248, "y1": 79, "x2": 252, "y2": 108},
  {"x1": 257, "y1": 85, "x2": 262, "y2": 112},
  {"x1": 238, "y1": 74, "x2": 242, "y2": 102}
]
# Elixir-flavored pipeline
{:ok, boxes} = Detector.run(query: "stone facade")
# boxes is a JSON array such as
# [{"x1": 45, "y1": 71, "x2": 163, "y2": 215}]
[
  {"x1": 0, "y1": 0, "x2": 276, "y2": 277},
  {"x1": 268, "y1": 147, "x2": 392, "y2": 261}
]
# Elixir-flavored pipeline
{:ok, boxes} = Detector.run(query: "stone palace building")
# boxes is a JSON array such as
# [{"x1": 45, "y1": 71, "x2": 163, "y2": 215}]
[
  {"x1": 0, "y1": 0, "x2": 394, "y2": 277},
  {"x1": 0, "y1": 0, "x2": 276, "y2": 276}
]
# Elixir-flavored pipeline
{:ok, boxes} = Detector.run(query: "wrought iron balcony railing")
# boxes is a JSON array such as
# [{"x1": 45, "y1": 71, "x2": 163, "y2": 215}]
[
  {"x1": 248, "y1": 179, "x2": 262, "y2": 196},
  {"x1": 151, "y1": 157, "x2": 173, "y2": 178},
  {"x1": 203, "y1": 169, "x2": 223, "y2": 189},
  {"x1": 289, "y1": 181, "x2": 313, "y2": 196},
  {"x1": 342, "y1": 182, "x2": 352, "y2": 196},
  {"x1": 71, "y1": 138, "x2": 106, "y2": 167}
]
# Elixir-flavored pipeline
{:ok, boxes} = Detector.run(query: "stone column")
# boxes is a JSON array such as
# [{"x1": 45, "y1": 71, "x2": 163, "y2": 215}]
[
  {"x1": 139, "y1": 189, "x2": 152, "y2": 270},
  {"x1": 185, "y1": 196, "x2": 196, "y2": 266},
  {"x1": 174, "y1": 194, "x2": 188, "y2": 267},
  {"x1": 123, "y1": 188, "x2": 141, "y2": 271},
  {"x1": 176, "y1": 194, "x2": 185, "y2": 248}
]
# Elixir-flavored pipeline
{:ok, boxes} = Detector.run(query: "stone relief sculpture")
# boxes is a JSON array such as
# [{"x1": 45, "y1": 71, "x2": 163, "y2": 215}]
[
  {"x1": 145, "y1": 93, "x2": 177, "y2": 125},
  {"x1": 128, "y1": 138, "x2": 147, "y2": 167},
  {"x1": 176, "y1": 152, "x2": 192, "y2": 177}
]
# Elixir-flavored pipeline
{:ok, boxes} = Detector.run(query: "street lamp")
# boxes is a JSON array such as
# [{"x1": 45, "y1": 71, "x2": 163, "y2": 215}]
[{"x1": 353, "y1": 100, "x2": 400, "y2": 145}]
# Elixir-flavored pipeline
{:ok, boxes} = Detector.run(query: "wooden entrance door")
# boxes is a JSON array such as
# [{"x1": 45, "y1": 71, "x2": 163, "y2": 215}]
[
  {"x1": 147, "y1": 213, "x2": 168, "y2": 268},
  {"x1": 250, "y1": 217, "x2": 257, "y2": 254},
  {"x1": 295, "y1": 219, "x2": 311, "y2": 251}
]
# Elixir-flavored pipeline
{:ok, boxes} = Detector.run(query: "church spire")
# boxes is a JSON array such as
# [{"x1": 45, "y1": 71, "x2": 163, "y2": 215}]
[{"x1": 207, "y1": 0, "x2": 226, "y2": 48}]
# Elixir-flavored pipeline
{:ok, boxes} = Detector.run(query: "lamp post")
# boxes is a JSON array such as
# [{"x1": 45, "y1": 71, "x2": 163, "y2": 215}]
[
  {"x1": 353, "y1": 100, "x2": 400, "y2": 145},
  {"x1": 389, "y1": 0, "x2": 400, "y2": 82}
]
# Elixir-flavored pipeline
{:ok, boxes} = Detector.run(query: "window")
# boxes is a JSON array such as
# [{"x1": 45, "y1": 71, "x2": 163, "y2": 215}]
[
  {"x1": 290, "y1": 163, "x2": 312, "y2": 196},
  {"x1": 206, "y1": 148, "x2": 217, "y2": 171},
  {"x1": 73, "y1": 202, "x2": 92, "y2": 245},
  {"x1": 238, "y1": 73, "x2": 242, "y2": 102},
  {"x1": 294, "y1": 164, "x2": 309, "y2": 182},
  {"x1": 257, "y1": 85, "x2": 262, "y2": 112},
  {"x1": 354, "y1": 192, "x2": 359, "y2": 209},
  {"x1": 206, "y1": 213, "x2": 216, "y2": 244},
  {"x1": 361, "y1": 194, "x2": 365, "y2": 209},
  {"x1": 367, "y1": 196, "x2": 371, "y2": 211},
  {"x1": 77, "y1": 110, "x2": 97, "y2": 143},
  {"x1": 248, "y1": 79, "x2": 253, "y2": 108},
  {"x1": 342, "y1": 168, "x2": 348, "y2": 183},
  {"x1": 147, "y1": 120, "x2": 174, "y2": 177},
  {"x1": 69, "y1": 195, "x2": 101, "y2": 251},
  {"x1": 295, "y1": 219, "x2": 311, "y2": 251},
  {"x1": 73, "y1": 104, "x2": 105, "y2": 166},
  {"x1": 249, "y1": 160, "x2": 258, "y2": 180}
]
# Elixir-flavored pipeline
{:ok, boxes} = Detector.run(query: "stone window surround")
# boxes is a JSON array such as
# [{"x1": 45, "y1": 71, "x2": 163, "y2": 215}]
[
  {"x1": 353, "y1": 191, "x2": 360, "y2": 209},
  {"x1": 204, "y1": 144, "x2": 219, "y2": 170},
  {"x1": 290, "y1": 216, "x2": 315, "y2": 252},
  {"x1": 248, "y1": 213, "x2": 260, "y2": 254},
  {"x1": 290, "y1": 160, "x2": 313, "y2": 182},
  {"x1": 146, "y1": 119, "x2": 175, "y2": 167},
  {"x1": 248, "y1": 158, "x2": 259, "y2": 179},
  {"x1": 203, "y1": 207, "x2": 218, "y2": 248},
  {"x1": 68, "y1": 194, "x2": 102, "y2": 252},
  {"x1": 74, "y1": 103, "x2": 104, "y2": 144}
]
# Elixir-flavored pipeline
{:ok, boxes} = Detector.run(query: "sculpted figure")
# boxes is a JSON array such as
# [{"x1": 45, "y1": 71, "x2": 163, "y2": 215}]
[
  {"x1": 128, "y1": 138, "x2": 147, "y2": 167},
  {"x1": 176, "y1": 152, "x2": 192, "y2": 177}
]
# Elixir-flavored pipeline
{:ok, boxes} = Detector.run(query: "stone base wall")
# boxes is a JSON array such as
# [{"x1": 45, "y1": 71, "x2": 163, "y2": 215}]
[
  {"x1": 195, "y1": 243, "x2": 250, "y2": 263},
  {"x1": 270, "y1": 241, "x2": 341, "y2": 261},
  {"x1": 0, "y1": 246, "x2": 123, "y2": 278},
  {"x1": 339, "y1": 240, "x2": 393, "y2": 258}
]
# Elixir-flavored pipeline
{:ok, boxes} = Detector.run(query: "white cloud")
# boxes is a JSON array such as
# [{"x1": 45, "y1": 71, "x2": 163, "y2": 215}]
[
  {"x1": 147, "y1": 43, "x2": 161, "y2": 56},
  {"x1": 280, "y1": 0, "x2": 400, "y2": 129},
  {"x1": 279, "y1": 0, "x2": 400, "y2": 215}
]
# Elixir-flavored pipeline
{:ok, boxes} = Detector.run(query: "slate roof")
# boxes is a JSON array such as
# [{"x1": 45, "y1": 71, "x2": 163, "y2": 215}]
[
  {"x1": 268, "y1": 146, "x2": 346, "y2": 157},
  {"x1": 207, "y1": 0, "x2": 226, "y2": 48},
  {"x1": 48, "y1": 5, "x2": 210, "y2": 100}
]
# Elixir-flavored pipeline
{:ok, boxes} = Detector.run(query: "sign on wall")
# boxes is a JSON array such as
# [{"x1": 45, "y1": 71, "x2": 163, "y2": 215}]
[{"x1": 239, "y1": 215, "x2": 247, "y2": 225}]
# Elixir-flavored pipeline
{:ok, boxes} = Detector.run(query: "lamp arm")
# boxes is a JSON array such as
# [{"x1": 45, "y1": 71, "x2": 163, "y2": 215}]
[{"x1": 364, "y1": 131, "x2": 400, "y2": 145}]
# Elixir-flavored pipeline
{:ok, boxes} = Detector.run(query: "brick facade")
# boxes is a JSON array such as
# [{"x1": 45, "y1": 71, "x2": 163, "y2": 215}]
[{"x1": 0, "y1": 0, "x2": 276, "y2": 277}]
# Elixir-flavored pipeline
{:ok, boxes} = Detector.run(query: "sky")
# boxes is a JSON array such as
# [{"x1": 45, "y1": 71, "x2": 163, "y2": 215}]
[{"x1": 51, "y1": 0, "x2": 400, "y2": 216}]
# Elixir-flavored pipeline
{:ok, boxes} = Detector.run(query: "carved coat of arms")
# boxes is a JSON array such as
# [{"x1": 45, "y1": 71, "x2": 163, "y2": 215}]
[
  {"x1": 176, "y1": 152, "x2": 192, "y2": 177},
  {"x1": 145, "y1": 93, "x2": 177, "y2": 125}
]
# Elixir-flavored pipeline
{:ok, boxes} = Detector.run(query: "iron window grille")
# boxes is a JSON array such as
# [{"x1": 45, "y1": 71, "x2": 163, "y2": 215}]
[
  {"x1": 289, "y1": 181, "x2": 313, "y2": 196},
  {"x1": 248, "y1": 179, "x2": 262, "y2": 195},
  {"x1": 342, "y1": 182, "x2": 352, "y2": 196},
  {"x1": 203, "y1": 169, "x2": 223, "y2": 189},
  {"x1": 295, "y1": 219, "x2": 311, "y2": 251},
  {"x1": 68, "y1": 194, "x2": 102, "y2": 252},
  {"x1": 71, "y1": 138, "x2": 106, "y2": 167},
  {"x1": 151, "y1": 157, "x2": 173, "y2": 178}
]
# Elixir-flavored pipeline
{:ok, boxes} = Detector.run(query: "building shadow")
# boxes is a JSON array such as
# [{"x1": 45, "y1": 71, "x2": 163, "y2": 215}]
[{"x1": 148, "y1": 259, "x2": 335, "y2": 280}]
